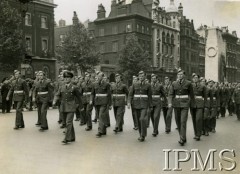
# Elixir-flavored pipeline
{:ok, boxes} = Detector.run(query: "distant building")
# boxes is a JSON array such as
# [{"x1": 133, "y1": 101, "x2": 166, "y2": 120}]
[
  {"x1": 9, "y1": 0, "x2": 57, "y2": 80},
  {"x1": 88, "y1": 0, "x2": 153, "y2": 78},
  {"x1": 178, "y1": 3, "x2": 199, "y2": 80}
]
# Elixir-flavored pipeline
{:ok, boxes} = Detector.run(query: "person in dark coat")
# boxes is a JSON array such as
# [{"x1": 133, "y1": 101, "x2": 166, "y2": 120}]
[
  {"x1": 53, "y1": 71, "x2": 83, "y2": 144},
  {"x1": 1, "y1": 78, "x2": 12, "y2": 113},
  {"x1": 7, "y1": 70, "x2": 29, "y2": 129},
  {"x1": 232, "y1": 83, "x2": 240, "y2": 120}
]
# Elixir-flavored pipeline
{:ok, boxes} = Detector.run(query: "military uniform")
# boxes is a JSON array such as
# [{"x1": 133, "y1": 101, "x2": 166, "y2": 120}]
[
  {"x1": 149, "y1": 78, "x2": 165, "y2": 136},
  {"x1": 219, "y1": 86, "x2": 228, "y2": 117},
  {"x1": 55, "y1": 79, "x2": 66, "y2": 127},
  {"x1": 128, "y1": 72, "x2": 152, "y2": 141},
  {"x1": 91, "y1": 78, "x2": 112, "y2": 137},
  {"x1": 53, "y1": 71, "x2": 83, "y2": 143},
  {"x1": 111, "y1": 79, "x2": 128, "y2": 132},
  {"x1": 190, "y1": 81, "x2": 206, "y2": 140},
  {"x1": 1, "y1": 81, "x2": 11, "y2": 113},
  {"x1": 227, "y1": 85, "x2": 235, "y2": 116},
  {"x1": 203, "y1": 86, "x2": 212, "y2": 136},
  {"x1": 7, "y1": 76, "x2": 29, "y2": 129},
  {"x1": 129, "y1": 82, "x2": 138, "y2": 130},
  {"x1": 209, "y1": 86, "x2": 220, "y2": 132},
  {"x1": 33, "y1": 79, "x2": 53, "y2": 130},
  {"x1": 232, "y1": 86, "x2": 240, "y2": 120},
  {"x1": 168, "y1": 77, "x2": 195, "y2": 145},
  {"x1": 81, "y1": 78, "x2": 94, "y2": 130},
  {"x1": 162, "y1": 79, "x2": 173, "y2": 133}
]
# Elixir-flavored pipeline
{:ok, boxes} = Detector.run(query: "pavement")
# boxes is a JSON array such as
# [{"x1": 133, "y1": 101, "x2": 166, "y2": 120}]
[{"x1": 0, "y1": 108, "x2": 240, "y2": 174}]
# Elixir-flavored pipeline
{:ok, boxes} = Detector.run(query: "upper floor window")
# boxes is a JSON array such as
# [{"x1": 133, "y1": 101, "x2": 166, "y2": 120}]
[
  {"x1": 146, "y1": 27, "x2": 149, "y2": 34},
  {"x1": 41, "y1": 16, "x2": 48, "y2": 29},
  {"x1": 173, "y1": 21, "x2": 176, "y2": 28},
  {"x1": 99, "y1": 42, "x2": 105, "y2": 53},
  {"x1": 137, "y1": 24, "x2": 140, "y2": 32},
  {"x1": 112, "y1": 25, "x2": 118, "y2": 34},
  {"x1": 126, "y1": 24, "x2": 132, "y2": 32},
  {"x1": 112, "y1": 41, "x2": 118, "y2": 52},
  {"x1": 25, "y1": 13, "x2": 31, "y2": 26},
  {"x1": 142, "y1": 26, "x2": 145, "y2": 33},
  {"x1": 99, "y1": 28, "x2": 104, "y2": 36},
  {"x1": 171, "y1": 34, "x2": 174, "y2": 44},
  {"x1": 162, "y1": 32, "x2": 165, "y2": 43},
  {"x1": 25, "y1": 36, "x2": 32, "y2": 52}
]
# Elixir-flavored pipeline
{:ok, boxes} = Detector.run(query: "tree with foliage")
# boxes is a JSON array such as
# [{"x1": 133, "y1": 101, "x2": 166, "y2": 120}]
[
  {"x1": 56, "y1": 22, "x2": 100, "y2": 73},
  {"x1": 118, "y1": 34, "x2": 151, "y2": 83},
  {"x1": 0, "y1": 0, "x2": 23, "y2": 71}
]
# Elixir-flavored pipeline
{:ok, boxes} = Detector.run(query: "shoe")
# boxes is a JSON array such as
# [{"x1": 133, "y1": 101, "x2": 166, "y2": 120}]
[
  {"x1": 13, "y1": 126, "x2": 19, "y2": 130},
  {"x1": 138, "y1": 136, "x2": 145, "y2": 142},
  {"x1": 202, "y1": 131, "x2": 205, "y2": 135},
  {"x1": 152, "y1": 132, "x2": 158, "y2": 137},
  {"x1": 58, "y1": 120, "x2": 62, "y2": 124},
  {"x1": 118, "y1": 128, "x2": 123, "y2": 132},
  {"x1": 113, "y1": 128, "x2": 118, "y2": 133},
  {"x1": 204, "y1": 132, "x2": 209, "y2": 136},
  {"x1": 60, "y1": 125, "x2": 66, "y2": 129},
  {"x1": 212, "y1": 129, "x2": 216, "y2": 133},
  {"x1": 62, "y1": 140, "x2": 68, "y2": 144},
  {"x1": 195, "y1": 137, "x2": 200, "y2": 141},
  {"x1": 133, "y1": 127, "x2": 138, "y2": 130},
  {"x1": 92, "y1": 119, "x2": 97, "y2": 123},
  {"x1": 39, "y1": 127, "x2": 48, "y2": 131},
  {"x1": 19, "y1": 125, "x2": 25, "y2": 128},
  {"x1": 165, "y1": 130, "x2": 171, "y2": 134},
  {"x1": 85, "y1": 127, "x2": 92, "y2": 131},
  {"x1": 35, "y1": 123, "x2": 41, "y2": 126},
  {"x1": 80, "y1": 122, "x2": 86, "y2": 126},
  {"x1": 69, "y1": 139, "x2": 75, "y2": 142},
  {"x1": 178, "y1": 140, "x2": 185, "y2": 146},
  {"x1": 96, "y1": 132, "x2": 102, "y2": 138}
]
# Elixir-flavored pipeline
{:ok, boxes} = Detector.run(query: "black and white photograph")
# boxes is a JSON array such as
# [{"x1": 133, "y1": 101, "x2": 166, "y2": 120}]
[{"x1": 0, "y1": 0, "x2": 240, "y2": 173}]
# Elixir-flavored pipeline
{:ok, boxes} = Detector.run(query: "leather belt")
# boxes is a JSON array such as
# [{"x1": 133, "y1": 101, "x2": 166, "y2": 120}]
[
  {"x1": 38, "y1": 91, "x2": 48, "y2": 95},
  {"x1": 134, "y1": 95, "x2": 148, "y2": 98},
  {"x1": 195, "y1": 96, "x2": 203, "y2": 99},
  {"x1": 113, "y1": 94, "x2": 126, "y2": 97},
  {"x1": 176, "y1": 95, "x2": 188, "y2": 98},
  {"x1": 152, "y1": 95, "x2": 160, "y2": 98},
  {"x1": 96, "y1": 94, "x2": 108, "y2": 97},
  {"x1": 14, "y1": 90, "x2": 23, "y2": 94},
  {"x1": 83, "y1": 92, "x2": 91, "y2": 95}
]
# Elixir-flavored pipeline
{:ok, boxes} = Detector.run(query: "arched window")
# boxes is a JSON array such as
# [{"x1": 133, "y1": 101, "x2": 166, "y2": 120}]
[
  {"x1": 162, "y1": 32, "x2": 165, "y2": 43},
  {"x1": 171, "y1": 34, "x2": 174, "y2": 45},
  {"x1": 173, "y1": 21, "x2": 176, "y2": 28},
  {"x1": 166, "y1": 33, "x2": 170, "y2": 43}
]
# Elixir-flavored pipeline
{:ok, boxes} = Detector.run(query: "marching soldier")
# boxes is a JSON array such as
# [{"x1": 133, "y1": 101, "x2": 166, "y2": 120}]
[
  {"x1": 149, "y1": 74, "x2": 165, "y2": 137},
  {"x1": 53, "y1": 71, "x2": 83, "y2": 144},
  {"x1": 129, "y1": 76, "x2": 139, "y2": 130},
  {"x1": 232, "y1": 83, "x2": 240, "y2": 120},
  {"x1": 103, "y1": 75, "x2": 111, "y2": 127},
  {"x1": 219, "y1": 83, "x2": 228, "y2": 118},
  {"x1": 72, "y1": 76, "x2": 81, "y2": 122},
  {"x1": 90, "y1": 72, "x2": 112, "y2": 138},
  {"x1": 202, "y1": 78, "x2": 211, "y2": 136},
  {"x1": 168, "y1": 69, "x2": 195, "y2": 146},
  {"x1": 111, "y1": 73, "x2": 128, "y2": 133},
  {"x1": 162, "y1": 76, "x2": 173, "y2": 133},
  {"x1": 81, "y1": 72, "x2": 94, "y2": 131},
  {"x1": 1, "y1": 78, "x2": 11, "y2": 114},
  {"x1": 209, "y1": 80, "x2": 220, "y2": 133},
  {"x1": 92, "y1": 75, "x2": 99, "y2": 123},
  {"x1": 190, "y1": 74, "x2": 206, "y2": 141},
  {"x1": 128, "y1": 71, "x2": 152, "y2": 142},
  {"x1": 6, "y1": 70, "x2": 29, "y2": 129},
  {"x1": 227, "y1": 83, "x2": 234, "y2": 116},
  {"x1": 32, "y1": 71, "x2": 53, "y2": 131},
  {"x1": 77, "y1": 76, "x2": 85, "y2": 124}
]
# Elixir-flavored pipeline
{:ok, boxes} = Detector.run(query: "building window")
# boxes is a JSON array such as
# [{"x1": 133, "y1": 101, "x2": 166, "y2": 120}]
[
  {"x1": 171, "y1": 34, "x2": 174, "y2": 44},
  {"x1": 142, "y1": 26, "x2": 145, "y2": 33},
  {"x1": 25, "y1": 36, "x2": 32, "y2": 52},
  {"x1": 104, "y1": 60, "x2": 110, "y2": 64},
  {"x1": 126, "y1": 24, "x2": 132, "y2": 32},
  {"x1": 166, "y1": 33, "x2": 170, "y2": 43},
  {"x1": 41, "y1": 16, "x2": 48, "y2": 29},
  {"x1": 25, "y1": 13, "x2": 31, "y2": 26},
  {"x1": 137, "y1": 24, "x2": 140, "y2": 32},
  {"x1": 162, "y1": 32, "x2": 165, "y2": 43},
  {"x1": 112, "y1": 41, "x2": 118, "y2": 52},
  {"x1": 43, "y1": 65, "x2": 49, "y2": 78},
  {"x1": 173, "y1": 21, "x2": 176, "y2": 28},
  {"x1": 112, "y1": 25, "x2": 118, "y2": 34},
  {"x1": 42, "y1": 38, "x2": 48, "y2": 52},
  {"x1": 99, "y1": 28, "x2": 104, "y2": 36},
  {"x1": 146, "y1": 27, "x2": 149, "y2": 34},
  {"x1": 99, "y1": 43, "x2": 105, "y2": 53}
]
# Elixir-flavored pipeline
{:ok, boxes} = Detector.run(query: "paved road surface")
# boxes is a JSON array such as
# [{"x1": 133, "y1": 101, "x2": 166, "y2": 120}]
[{"x1": 0, "y1": 108, "x2": 240, "y2": 174}]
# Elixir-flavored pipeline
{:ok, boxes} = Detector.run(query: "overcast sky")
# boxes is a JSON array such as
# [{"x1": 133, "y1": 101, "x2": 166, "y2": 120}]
[{"x1": 54, "y1": 0, "x2": 240, "y2": 34}]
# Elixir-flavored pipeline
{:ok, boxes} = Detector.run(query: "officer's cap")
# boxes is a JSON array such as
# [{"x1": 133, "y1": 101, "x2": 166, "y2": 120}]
[
  {"x1": 38, "y1": 71, "x2": 45, "y2": 76},
  {"x1": 177, "y1": 68, "x2": 185, "y2": 74},
  {"x1": 151, "y1": 74, "x2": 157, "y2": 78},
  {"x1": 14, "y1": 70, "x2": 20, "y2": 74},
  {"x1": 85, "y1": 72, "x2": 91, "y2": 77},
  {"x1": 138, "y1": 70, "x2": 145, "y2": 75},
  {"x1": 63, "y1": 71, "x2": 74, "y2": 78},
  {"x1": 165, "y1": 76, "x2": 169, "y2": 79},
  {"x1": 192, "y1": 73, "x2": 199, "y2": 78}
]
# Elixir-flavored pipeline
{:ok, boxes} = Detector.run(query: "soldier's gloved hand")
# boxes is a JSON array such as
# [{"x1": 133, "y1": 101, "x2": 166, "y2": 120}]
[
  {"x1": 168, "y1": 103, "x2": 172, "y2": 108},
  {"x1": 127, "y1": 103, "x2": 131, "y2": 109},
  {"x1": 6, "y1": 97, "x2": 9, "y2": 101},
  {"x1": 32, "y1": 98, "x2": 36, "y2": 102}
]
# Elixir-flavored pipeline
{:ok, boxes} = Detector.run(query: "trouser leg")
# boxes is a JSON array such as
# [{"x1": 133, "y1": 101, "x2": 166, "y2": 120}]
[{"x1": 64, "y1": 112, "x2": 75, "y2": 141}]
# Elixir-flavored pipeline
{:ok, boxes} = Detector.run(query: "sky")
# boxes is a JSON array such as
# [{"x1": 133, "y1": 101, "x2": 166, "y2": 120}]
[{"x1": 54, "y1": 0, "x2": 240, "y2": 34}]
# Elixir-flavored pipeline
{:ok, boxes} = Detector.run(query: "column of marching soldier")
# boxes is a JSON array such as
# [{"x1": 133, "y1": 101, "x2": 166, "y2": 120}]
[{"x1": 1, "y1": 69, "x2": 240, "y2": 145}]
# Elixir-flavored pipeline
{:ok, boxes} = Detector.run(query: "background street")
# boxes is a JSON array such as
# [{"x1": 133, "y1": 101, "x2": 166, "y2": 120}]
[{"x1": 0, "y1": 108, "x2": 240, "y2": 174}]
